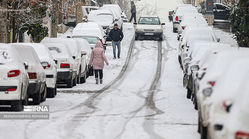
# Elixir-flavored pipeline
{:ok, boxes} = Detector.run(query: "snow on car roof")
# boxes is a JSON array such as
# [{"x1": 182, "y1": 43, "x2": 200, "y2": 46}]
[
  {"x1": 41, "y1": 37, "x2": 80, "y2": 57},
  {"x1": 0, "y1": 44, "x2": 19, "y2": 64},
  {"x1": 45, "y1": 43, "x2": 72, "y2": 59}
]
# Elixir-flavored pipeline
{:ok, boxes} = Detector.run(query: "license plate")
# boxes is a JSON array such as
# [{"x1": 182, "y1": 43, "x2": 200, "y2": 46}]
[{"x1": 144, "y1": 33, "x2": 154, "y2": 36}]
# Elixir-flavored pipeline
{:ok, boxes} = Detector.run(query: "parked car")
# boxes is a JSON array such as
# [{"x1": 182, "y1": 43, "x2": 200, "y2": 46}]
[
  {"x1": 72, "y1": 22, "x2": 106, "y2": 45},
  {"x1": 134, "y1": 16, "x2": 165, "y2": 41},
  {"x1": 45, "y1": 43, "x2": 76, "y2": 88},
  {"x1": 88, "y1": 9, "x2": 115, "y2": 30},
  {"x1": 12, "y1": 44, "x2": 46, "y2": 105},
  {"x1": 213, "y1": 3, "x2": 230, "y2": 22},
  {"x1": 173, "y1": 5, "x2": 198, "y2": 33},
  {"x1": 197, "y1": 50, "x2": 249, "y2": 139},
  {"x1": 206, "y1": 59, "x2": 249, "y2": 139},
  {"x1": 168, "y1": 10, "x2": 174, "y2": 22},
  {"x1": 42, "y1": 38, "x2": 84, "y2": 86},
  {"x1": 82, "y1": 6, "x2": 99, "y2": 20},
  {"x1": 26, "y1": 43, "x2": 57, "y2": 98},
  {"x1": 0, "y1": 44, "x2": 29, "y2": 111}
]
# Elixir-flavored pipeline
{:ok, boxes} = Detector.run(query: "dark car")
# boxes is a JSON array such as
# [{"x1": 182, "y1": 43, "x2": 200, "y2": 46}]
[
  {"x1": 168, "y1": 10, "x2": 174, "y2": 22},
  {"x1": 213, "y1": 3, "x2": 230, "y2": 21}
]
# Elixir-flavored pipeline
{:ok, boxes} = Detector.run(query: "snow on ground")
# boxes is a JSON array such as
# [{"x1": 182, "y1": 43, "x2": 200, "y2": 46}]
[{"x1": 213, "y1": 28, "x2": 238, "y2": 47}]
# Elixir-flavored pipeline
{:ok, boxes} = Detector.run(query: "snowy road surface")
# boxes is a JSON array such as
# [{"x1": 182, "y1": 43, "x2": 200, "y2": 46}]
[{"x1": 0, "y1": 23, "x2": 200, "y2": 139}]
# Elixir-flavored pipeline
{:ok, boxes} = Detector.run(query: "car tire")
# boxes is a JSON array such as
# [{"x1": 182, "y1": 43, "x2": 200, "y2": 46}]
[
  {"x1": 73, "y1": 77, "x2": 77, "y2": 86},
  {"x1": 32, "y1": 92, "x2": 41, "y2": 105},
  {"x1": 67, "y1": 79, "x2": 74, "y2": 88},
  {"x1": 187, "y1": 88, "x2": 191, "y2": 99},
  {"x1": 11, "y1": 101, "x2": 23, "y2": 111},
  {"x1": 47, "y1": 87, "x2": 56, "y2": 98},
  {"x1": 41, "y1": 85, "x2": 47, "y2": 102},
  {"x1": 200, "y1": 124, "x2": 208, "y2": 139},
  {"x1": 173, "y1": 28, "x2": 177, "y2": 33}
]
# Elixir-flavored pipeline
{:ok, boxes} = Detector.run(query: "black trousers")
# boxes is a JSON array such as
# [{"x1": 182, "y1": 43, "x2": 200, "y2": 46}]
[
  {"x1": 129, "y1": 13, "x2": 137, "y2": 23},
  {"x1": 95, "y1": 69, "x2": 103, "y2": 79}
]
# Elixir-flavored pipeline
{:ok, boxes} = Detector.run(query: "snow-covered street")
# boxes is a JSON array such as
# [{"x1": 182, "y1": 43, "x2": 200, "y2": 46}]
[{"x1": 0, "y1": 19, "x2": 201, "y2": 139}]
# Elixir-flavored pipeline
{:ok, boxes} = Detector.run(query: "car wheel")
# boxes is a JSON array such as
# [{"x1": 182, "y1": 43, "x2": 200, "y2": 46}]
[
  {"x1": 67, "y1": 78, "x2": 74, "y2": 88},
  {"x1": 173, "y1": 28, "x2": 177, "y2": 33},
  {"x1": 200, "y1": 124, "x2": 208, "y2": 139},
  {"x1": 187, "y1": 88, "x2": 191, "y2": 99},
  {"x1": 11, "y1": 101, "x2": 23, "y2": 111},
  {"x1": 41, "y1": 85, "x2": 47, "y2": 102},
  {"x1": 32, "y1": 92, "x2": 41, "y2": 105},
  {"x1": 47, "y1": 87, "x2": 56, "y2": 98},
  {"x1": 80, "y1": 73, "x2": 86, "y2": 84},
  {"x1": 73, "y1": 77, "x2": 77, "y2": 86}
]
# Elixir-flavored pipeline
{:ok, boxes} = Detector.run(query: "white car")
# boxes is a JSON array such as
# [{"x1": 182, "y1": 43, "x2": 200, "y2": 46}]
[
  {"x1": 173, "y1": 4, "x2": 198, "y2": 33},
  {"x1": 88, "y1": 9, "x2": 115, "y2": 30},
  {"x1": 42, "y1": 38, "x2": 86, "y2": 86},
  {"x1": 12, "y1": 44, "x2": 46, "y2": 105},
  {"x1": 197, "y1": 50, "x2": 249, "y2": 138},
  {"x1": 135, "y1": 16, "x2": 165, "y2": 41},
  {"x1": 206, "y1": 59, "x2": 249, "y2": 139},
  {"x1": 0, "y1": 44, "x2": 29, "y2": 111},
  {"x1": 178, "y1": 27, "x2": 220, "y2": 67},
  {"x1": 72, "y1": 22, "x2": 106, "y2": 44},
  {"x1": 26, "y1": 43, "x2": 57, "y2": 98},
  {"x1": 82, "y1": 6, "x2": 99, "y2": 20},
  {"x1": 45, "y1": 43, "x2": 76, "y2": 88}
]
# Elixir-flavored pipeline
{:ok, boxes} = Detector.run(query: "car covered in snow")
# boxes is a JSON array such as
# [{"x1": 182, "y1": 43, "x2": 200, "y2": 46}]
[
  {"x1": 206, "y1": 59, "x2": 249, "y2": 139},
  {"x1": 172, "y1": 4, "x2": 198, "y2": 33},
  {"x1": 82, "y1": 6, "x2": 99, "y2": 20},
  {"x1": 72, "y1": 22, "x2": 106, "y2": 47},
  {"x1": 134, "y1": 16, "x2": 165, "y2": 41},
  {"x1": 197, "y1": 50, "x2": 249, "y2": 138},
  {"x1": 0, "y1": 44, "x2": 29, "y2": 111},
  {"x1": 45, "y1": 43, "x2": 77, "y2": 88},
  {"x1": 26, "y1": 43, "x2": 57, "y2": 98},
  {"x1": 42, "y1": 38, "x2": 86, "y2": 86},
  {"x1": 12, "y1": 44, "x2": 46, "y2": 105},
  {"x1": 88, "y1": 9, "x2": 115, "y2": 30}
]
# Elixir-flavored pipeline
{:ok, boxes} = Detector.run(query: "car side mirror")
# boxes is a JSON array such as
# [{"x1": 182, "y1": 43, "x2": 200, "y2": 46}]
[
  {"x1": 217, "y1": 38, "x2": 221, "y2": 42},
  {"x1": 24, "y1": 62, "x2": 28, "y2": 70},
  {"x1": 161, "y1": 23, "x2": 165, "y2": 25},
  {"x1": 81, "y1": 51, "x2": 87, "y2": 57},
  {"x1": 72, "y1": 56, "x2": 76, "y2": 59}
]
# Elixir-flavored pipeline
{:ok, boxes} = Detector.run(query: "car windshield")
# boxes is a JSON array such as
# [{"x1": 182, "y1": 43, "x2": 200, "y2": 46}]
[
  {"x1": 138, "y1": 17, "x2": 160, "y2": 25},
  {"x1": 72, "y1": 36, "x2": 99, "y2": 44}
]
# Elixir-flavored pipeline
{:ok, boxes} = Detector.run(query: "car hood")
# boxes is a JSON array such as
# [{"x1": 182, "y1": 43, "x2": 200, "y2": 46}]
[{"x1": 136, "y1": 24, "x2": 162, "y2": 30}]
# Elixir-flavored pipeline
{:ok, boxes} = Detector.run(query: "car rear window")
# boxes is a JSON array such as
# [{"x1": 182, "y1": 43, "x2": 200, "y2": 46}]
[
  {"x1": 72, "y1": 36, "x2": 99, "y2": 44},
  {"x1": 138, "y1": 17, "x2": 160, "y2": 25}
]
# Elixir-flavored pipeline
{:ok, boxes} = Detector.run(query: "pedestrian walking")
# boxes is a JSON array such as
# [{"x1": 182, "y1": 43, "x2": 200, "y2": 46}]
[
  {"x1": 89, "y1": 41, "x2": 109, "y2": 84},
  {"x1": 129, "y1": 1, "x2": 137, "y2": 23},
  {"x1": 109, "y1": 24, "x2": 124, "y2": 59}
]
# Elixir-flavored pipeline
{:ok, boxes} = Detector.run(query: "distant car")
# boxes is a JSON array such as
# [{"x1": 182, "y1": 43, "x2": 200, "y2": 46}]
[
  {"x1": 88, "y1": 9, "x2": 115, "y2": 30},
  {"x1": 27, "y1": 43, "x2": 57, "y2": 98},
  {"x1": 213, "y1": 3, "x2": 230, "y2": 21},
  {"x1": 45, "y1": 43, "x2": 76, "y2": 88},
  {"x1": 135, "y1": 16, "x2": 165, "y2": 41},
  {"x1": 168, "y1": 10, "x2": 174, "y2": 22},
  {"x1": 12, "y1": 44, "x2": 46, "y2": 105},
  {"x1": 0, "y1": 44, "x2": 29, "y2": 111},
  {"x1": 172, "y1": 5, "x2": 198, "y2": 33}
]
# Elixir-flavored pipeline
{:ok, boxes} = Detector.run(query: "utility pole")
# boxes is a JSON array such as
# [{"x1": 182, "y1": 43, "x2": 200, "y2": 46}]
[
  {"x1": 51, "y1": 0, "x2": 59, "y2": 37},
  {"x1": 0, "y1": 0, "x2": 8, "y2": 43}
]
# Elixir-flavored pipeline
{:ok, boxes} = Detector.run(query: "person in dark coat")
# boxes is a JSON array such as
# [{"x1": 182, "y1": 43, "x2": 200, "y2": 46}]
[
  {"x1": 109, "y1": 24, "x2": 124, "y2": 59},
  {"x1": 129, "y1": 1, "x2": 137, "y2": 23}
]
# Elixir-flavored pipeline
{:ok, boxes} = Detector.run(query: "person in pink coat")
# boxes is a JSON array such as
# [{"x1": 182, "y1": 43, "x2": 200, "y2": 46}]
[{"x1": 89, "y1": 41, "x2": 109, "y2": 84}]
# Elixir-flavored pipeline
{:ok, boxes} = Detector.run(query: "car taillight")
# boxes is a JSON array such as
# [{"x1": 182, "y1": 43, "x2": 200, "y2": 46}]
[
  {"x1": 176, "y1": 16, "x2": 179, "y2": 21},
  {"x1": 60, "y1": 63, "x2": 70, "y2": 68},
  {"x1": 8, "y1": 70, "x2": 20, "y2": 78},
  {"x1": 236, "y1": 131, "x2": 249, "y2": 139},
  {"x1": 208, "y1": 81, "x2": 216, "y2": 87},
  {"x1": 8, "y1": 88, "x2": 17, "y2": 91},
  {"x1": 28, "y1": 72, "x2": 37, "y2": 79},
  {"x1": 203, "y1": 68, "x2": 207, "y2": 71},
  {"x1": 182, "y1": 26, "x2": 186, "y2": 30}
]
